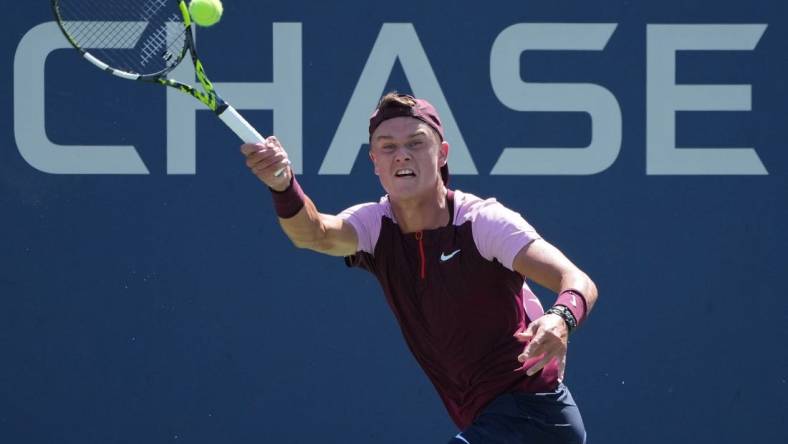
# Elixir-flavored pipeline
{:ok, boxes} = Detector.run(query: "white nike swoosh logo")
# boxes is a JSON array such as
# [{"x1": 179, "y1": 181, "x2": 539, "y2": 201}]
[
  {"x1": 570, "y1": 295, "x2": 577, "y2": 307},
  {"x1": 440, "y1": 249, "x2": 461, "y2": 262}
]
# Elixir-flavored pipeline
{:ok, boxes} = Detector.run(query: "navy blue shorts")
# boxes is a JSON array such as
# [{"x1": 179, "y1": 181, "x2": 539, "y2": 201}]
[{"x1": 448, "y1": 384, "x2": 586, "y2": 444}]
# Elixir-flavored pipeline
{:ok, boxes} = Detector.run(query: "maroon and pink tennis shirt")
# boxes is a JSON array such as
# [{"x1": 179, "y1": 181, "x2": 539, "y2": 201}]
[{"x1": 340, "y1": 189, "x2": 558, "y2": 429}]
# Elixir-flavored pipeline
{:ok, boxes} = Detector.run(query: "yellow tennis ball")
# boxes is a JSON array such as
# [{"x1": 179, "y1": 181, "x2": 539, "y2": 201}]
[{"x1": 189, "y1": 0, "x2": 223, "y2": 27}]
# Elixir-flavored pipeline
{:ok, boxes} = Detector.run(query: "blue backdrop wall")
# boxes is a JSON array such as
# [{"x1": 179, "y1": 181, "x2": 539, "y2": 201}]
[{"x1": 2, "y1": 1, "x2": 787, "y2": 443}]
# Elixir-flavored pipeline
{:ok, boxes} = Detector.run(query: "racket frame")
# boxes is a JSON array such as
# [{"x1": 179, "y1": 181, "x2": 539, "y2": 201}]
[{"x1": 50, "y1": 0, "x2": 287, "y2": 175}]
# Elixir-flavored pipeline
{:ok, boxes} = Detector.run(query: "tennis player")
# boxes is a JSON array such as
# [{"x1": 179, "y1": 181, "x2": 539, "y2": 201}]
[{"x1": 241, "y1": 93, "x2": 597, "y2": 443}]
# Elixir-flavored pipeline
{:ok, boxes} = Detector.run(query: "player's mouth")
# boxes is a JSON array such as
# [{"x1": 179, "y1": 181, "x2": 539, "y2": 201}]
[{"x1": 394, "y1": 168, "x2": 416, "y2": 178}]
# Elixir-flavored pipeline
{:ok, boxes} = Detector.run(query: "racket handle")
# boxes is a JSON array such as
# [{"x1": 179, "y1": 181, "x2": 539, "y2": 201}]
[{"x1": 218, "y1": 105, "x2": 288, "y2": 177}]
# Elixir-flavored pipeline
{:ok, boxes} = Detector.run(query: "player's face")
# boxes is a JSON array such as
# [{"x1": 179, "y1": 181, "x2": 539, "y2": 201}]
[{"x1": 369, "y1": 117, "x2": 448, "y2": 200}]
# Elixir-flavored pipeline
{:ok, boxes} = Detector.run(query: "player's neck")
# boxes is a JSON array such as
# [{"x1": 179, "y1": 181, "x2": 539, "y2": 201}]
[{"x1": 390, "y1": 185, "x2": 449, "y2": 233}]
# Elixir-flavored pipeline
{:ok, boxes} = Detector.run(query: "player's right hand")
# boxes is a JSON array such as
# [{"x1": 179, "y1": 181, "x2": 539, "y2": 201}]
[{"x1": 241, "y1": 136, "x2": 292, "y2": 191}]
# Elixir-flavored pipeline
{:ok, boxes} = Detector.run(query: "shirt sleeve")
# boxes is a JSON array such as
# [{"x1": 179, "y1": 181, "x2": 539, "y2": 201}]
[
  {"x1": 471, "y1": 199, "x2": 541, "y2": 271},
  {"x1": 338, "y1": 202, "x2": 384, "y2": 255}
]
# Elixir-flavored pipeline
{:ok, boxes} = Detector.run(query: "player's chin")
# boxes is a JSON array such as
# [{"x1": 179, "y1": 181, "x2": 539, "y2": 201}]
[{"x1": 387, "y1": 180, "x2": 427, "y2": 199}]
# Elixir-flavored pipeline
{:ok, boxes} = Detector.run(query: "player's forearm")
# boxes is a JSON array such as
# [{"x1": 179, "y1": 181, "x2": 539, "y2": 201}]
[
  {"x1": 270, "y1": 177, "x2": 354, "y2": 256},
  {"x1": 513, "y1": 240, "x2": 597, "y2": 312},
  {"x1": 278, "y1": 195, "x2": 332, "y2": 249},
  {"x1": 267, "y1": 173, "x2": 326, "y2": 248}
]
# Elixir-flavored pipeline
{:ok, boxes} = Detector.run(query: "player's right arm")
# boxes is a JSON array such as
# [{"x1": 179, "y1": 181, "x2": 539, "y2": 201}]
[{"x1": 240, "y1": 139, "x2": 358, "y2": 257}]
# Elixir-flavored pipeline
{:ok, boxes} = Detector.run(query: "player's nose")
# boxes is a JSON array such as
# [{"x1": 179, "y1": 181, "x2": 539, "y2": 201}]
[{"x1": 393, "y1": 146, "x2": 412, "y2": 162}]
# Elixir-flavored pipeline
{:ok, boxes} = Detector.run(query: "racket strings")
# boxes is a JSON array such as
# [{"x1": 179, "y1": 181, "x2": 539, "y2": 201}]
[{"x1": 55, "y1": 0, "x2": 187, "y2": 76}]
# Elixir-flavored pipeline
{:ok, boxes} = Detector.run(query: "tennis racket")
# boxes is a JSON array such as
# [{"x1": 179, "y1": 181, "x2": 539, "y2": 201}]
[{"x1": 51, "y1": 0, "x2": 288, "y2": 175}]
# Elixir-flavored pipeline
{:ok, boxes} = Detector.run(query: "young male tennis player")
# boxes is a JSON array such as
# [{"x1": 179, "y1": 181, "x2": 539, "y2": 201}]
[{"x1": 241, "y1": 93, "x2": 597, "y2": 443}]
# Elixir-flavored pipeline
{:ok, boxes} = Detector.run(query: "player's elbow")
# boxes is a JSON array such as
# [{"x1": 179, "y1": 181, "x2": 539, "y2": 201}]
[
  {"x1": 288, "y1": 228, "x2": 333, "y2": 253},
  {"x1": 289, "y1": 235, "x2": 322, "y2": 251},
  {"x1": 290, "y1": 231, "x2": 351, "y2": 256},
  {"x1": 281, "y1": 219, "x2": 328, "y2": 251},
  {"x1": 281, "y1": 215, "x2": 352, "y2": 257}
]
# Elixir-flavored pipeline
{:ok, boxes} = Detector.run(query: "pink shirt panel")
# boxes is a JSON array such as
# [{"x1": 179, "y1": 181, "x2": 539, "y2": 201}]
[
  {"x1": 454, "y1": 191, "x2": 541, "y2": 271},
  {"x1": 338, "y1": 191, "x2": 540, "y2": 271},
  {"x1": 337, "y1": 197, "x2": 391, "y2": 255}
]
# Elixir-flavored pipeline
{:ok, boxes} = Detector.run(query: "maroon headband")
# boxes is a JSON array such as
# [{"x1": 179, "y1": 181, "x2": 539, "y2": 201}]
[{"x1": 368, "y1": 94, "x2": 449, "y2": 184}]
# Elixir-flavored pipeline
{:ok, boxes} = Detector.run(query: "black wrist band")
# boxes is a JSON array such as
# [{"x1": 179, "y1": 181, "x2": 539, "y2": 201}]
[{"x1": 545, "y1": 305, "x2": 578, "y2": 333}]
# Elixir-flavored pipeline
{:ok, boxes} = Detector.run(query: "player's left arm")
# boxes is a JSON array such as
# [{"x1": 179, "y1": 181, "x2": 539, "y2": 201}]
[{"x1": 512, "y1": 239, "x2": 598, "y2": 379}]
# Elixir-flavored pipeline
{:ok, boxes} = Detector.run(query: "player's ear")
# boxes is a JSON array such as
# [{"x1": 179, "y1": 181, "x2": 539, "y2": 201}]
[
  {"x1": 369, "y1": 150, "x2": 379, "y2": 175},
  {"x1": 439, "y1": 141, "x2": 449, "y2": 167}
]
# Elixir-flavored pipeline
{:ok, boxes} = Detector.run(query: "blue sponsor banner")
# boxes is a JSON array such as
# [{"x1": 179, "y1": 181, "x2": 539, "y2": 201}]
[{"x1": 1, "y1": 1, "x2": 786, "y2": 443}]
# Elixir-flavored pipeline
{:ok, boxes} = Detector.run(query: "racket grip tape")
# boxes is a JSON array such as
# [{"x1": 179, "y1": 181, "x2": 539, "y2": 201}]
[{"x1": 218, "y1": 105, "x2": 288, "y2": 177}]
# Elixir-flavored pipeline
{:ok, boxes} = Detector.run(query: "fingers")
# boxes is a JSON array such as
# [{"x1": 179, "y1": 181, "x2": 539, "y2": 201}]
[
  {"x1": 240, "y1": 142, "x2": 264, "y2": 156},
  {"x1": 513, "y1": 322, "x2": 537, "y2": 344},
  {"x1": 518, "y1": 334, "x2": 563, "y2": 376},
  {"x1": 240, "y1": 136, "x2": 283, "y2": 157},
  {"x1": 515, "y1": 320, "x2": 541, "y2": 360},
  {"x1": 240, "y1": 136, "x2": 292, "y2": 188},
  {"x1": 518, "y1": 331, "x2": 544, "y2": 363},
  {"x1": 250, "y1": 151, "x2": 288, "y2": 172},
  {"x1": 557, "y1": 354, "x2": 567, "y2": 383},
  {"x1": 526, "y1": 353, "x2": 554, "y2": 377},
  {"x1": 516, "y1": 314, "x2": 569, "y2": 376},
  {"x1": 246, "y1": 152, "x2": 290, "y2": 177}
]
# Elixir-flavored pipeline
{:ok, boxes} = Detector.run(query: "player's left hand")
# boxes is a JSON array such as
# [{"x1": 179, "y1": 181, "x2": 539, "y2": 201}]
[{"x1": 515, "y1": 313, "x2": 569, "y2": 381}]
